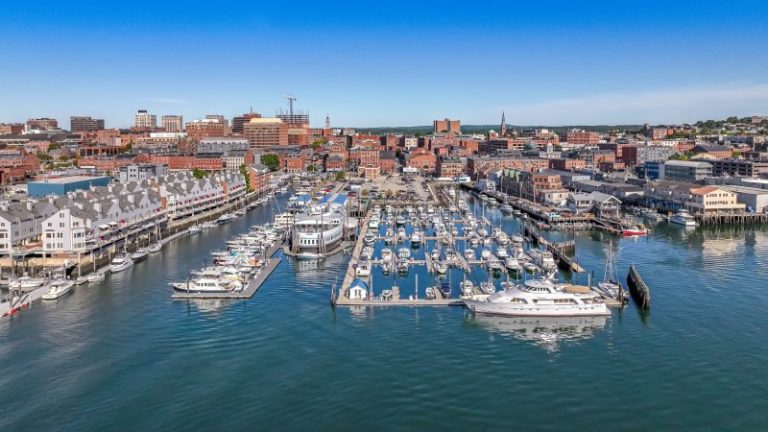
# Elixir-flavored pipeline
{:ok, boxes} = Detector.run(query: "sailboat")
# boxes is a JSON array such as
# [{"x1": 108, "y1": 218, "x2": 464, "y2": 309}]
[
  {"x1": 591, "y1": 240, "x2": 626, "y2": 305},
  {"x1": 148, "y1": 224, "x2": 163, "y2": 253}
]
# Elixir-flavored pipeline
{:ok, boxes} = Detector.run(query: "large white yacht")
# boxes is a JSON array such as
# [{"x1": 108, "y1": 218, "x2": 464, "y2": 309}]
[
  {"x1": 110, "y1": 255, "x2": 134, "y2": 273},
  {"x1": 288, "y1": 194, "x2": 355, "y2": 256},
  {"x1": 670, "y1": 209, "x2": 697, "y2": 227},
  {"x1": 172, "y1": 277, "x2": 243, "y2": 293},
  {"x1": 464, "y1": 275, "x2": 610, "y2": 317}
]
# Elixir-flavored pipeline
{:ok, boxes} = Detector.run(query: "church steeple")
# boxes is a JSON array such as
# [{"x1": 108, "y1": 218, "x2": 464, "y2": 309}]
[{"x1": 500, "y1": 112, "x2": 507, "y2": 137}]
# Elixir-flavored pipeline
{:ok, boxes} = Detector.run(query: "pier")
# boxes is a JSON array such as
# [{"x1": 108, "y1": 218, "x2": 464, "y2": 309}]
[{"x1": 171, "y1": 241, "x2": 283, "y2": 300}]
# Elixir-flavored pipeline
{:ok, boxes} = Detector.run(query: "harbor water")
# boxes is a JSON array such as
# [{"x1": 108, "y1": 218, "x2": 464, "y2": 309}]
[{"x1": 1, "y1": 197, "x2": 767, "y2": 431}]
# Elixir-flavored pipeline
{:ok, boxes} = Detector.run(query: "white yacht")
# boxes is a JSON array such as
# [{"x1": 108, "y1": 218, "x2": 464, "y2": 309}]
[
  {"x1": 130, "y1": 248, "x2": 149, "y2": 262},
  {"x1": 110, "y1": 256, "x2": 134, "y2": 273},
  {"x1": 86, "y1": 271, "x2": 106, "y2": 283},
  {"x1": 380, "y1": 248, "x2": 393, "y2": 262},
  {"x1": 505, "y1": 256, "x2": 521, "y2": 271},
  {"x1": 356, "y1": 261, "x2": 371, "y2": 277},
  {"x1": 172, "y1": 277, "x2": 242, "y2": 293},
  {"x1": 42, "y1": 279, "x2": 74, "y2": 300},
  {"x1": 410, "y1": 230, "x2": 423, "y2": 246},
  {"x1": 464, "y1": 276, "x2": 610, "y2": 317},
  {"x1": 188, "y1": 225, "x2": 202, "y2": 234},
  {"x1": 464, "y1": 248, "x2": 475, "y2": 260},
  {"x1": 216, "y1": 213, "x2": 236, "y2": 224},
  {"x1": 670, "y1": 209, "x2": 697, "y2": 227}
]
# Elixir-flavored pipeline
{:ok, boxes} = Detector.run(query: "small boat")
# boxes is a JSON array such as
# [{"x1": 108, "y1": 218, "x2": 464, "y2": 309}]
[
  {"x1": 623, "y1": 224, "x2": 649, "y2": 237},
  {"x1": 86, "y1": 271, "x2": 106, "y2": 283},
  {"x1": 511, "y1": 234, "x2": 524, "y2": 244},
  {"x1": 110, "y1": 256, "x2": 134, "y2": 273},
  {"x1": 496, "y1": 247, "x2": 508, "y2": 258},
  {"x1": 425, "y1": 287, "x2": 437, "y2": 300},
  {"x1": 188, "y1": 225, "x2": 202, "y2": 234},
  {"x1": 148, "y1": 242, "x2": 163, "y2": 253},
  {"x1": 410, "y1": 230, "x2": 423, "y2": 246},
  {"x1": 464, "y1": 248, "x2": 475, "y2": 259},
  {"x1": 397, "y1": 260, "x2": 409, "y2": 274},
  {"x1": 9, "y1": 277, "x2": 47, "y2": 291},
  {"x1": 523, "y1": 262, "x2": 538, "y2": 272},
  {"x1": 395, "y1": 214, "x2": 407, "y2": 225},
  {"x1": 41, "y1": 279, "x2": 74, "y2": 300},
  {"x1": 217, "y1": 213, "x2": 236, "y2": 224},
  {"x1": 356, "y1": 261, "x2": 371, "y2": 277},
  {"x1": 505, "y1": 257, "x2": 521, "y2": 271},
  {"x1": 481, "y1": 249, "x2": 492, "y2": 260},
  {"x1": 434, "y1": 261, "x2": 447, "y2": 274},
  {"x1": 460, "y1": 280, "x2": 475, "y2": 296},
  {"x1": 363, "y1": 232, "x2": 376, "y2": 245},
  {"x1": 438, "y1": 281, "x2": 451, "y2": 298},
  {"x1": 380, "y1": 248, "x2": 393, "y2": 262},
  {"x1": 130, "y1": 248, "x2": 149, "y2": 262},
  {"x1": 478, "y1": 280, "x2": 496, "y2": 295}
]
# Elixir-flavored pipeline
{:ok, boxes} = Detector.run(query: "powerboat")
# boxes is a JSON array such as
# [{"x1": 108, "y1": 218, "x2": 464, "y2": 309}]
[
  {"x1": 9, "y1": 277, "x2": 47, "y2": 291},
  {"x1": 41, "y1": 279, "x2": 74, "y2": 300},
  {"x1": 188, "y1": 225, "x2": 202, "y2": 234},
  {"x1": 364, "y1": 231, "x2": 376, "y2": 245},
  {"x1": 505, "y1": 256, "x2": 521, "y2": 272},
  {"x1": 110, "y1": 255, "x2": 134, "y2": 273},
  {"x1": 86, "y1": 271, "x2": 106, "y2": 283},
  {"x1": 410, "y1": 230, "x2": 423, "y2": 246},
  {"x1": 623, "y1": 224, "x2": 649, "y2": 237},
  {"x1": 148, "y1": 242, "x2": 163, "y2": 253},
  {"x1": 172, "y1": 277, "x2": 242, "y2": 293},
  {"x1": 670, "y1": 209, "x2": 697, "y2": 227},
  {"x1": 217, "y1": 213, "x2": 236, "y2": 224},
  {"x1": 434, "y1": 261, "x2": 447, "y2": 274},
  {"x1": 464, "y1": 276, "x2": 610, "y2": 317},
  {"x1": 464, "y1": 248, "x2": 475, "y2": 260},
  {"x1": 356, "y1": 261, "x2": 371, "y2": 277},
  {"x1": 131, "y1": 248, "x2": 149, "y2": 262},
  {"x1": 460, "y1": 280, "x2": 475, "y2": 296},
  {"x1": 496, "y1": 247, "x2": 508, "y2": 258}
]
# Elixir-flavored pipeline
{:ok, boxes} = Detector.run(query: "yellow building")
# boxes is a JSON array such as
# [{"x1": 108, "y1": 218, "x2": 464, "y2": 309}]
[{"x1": 686, "y1": 186, "x2": 745, "y2": 215}]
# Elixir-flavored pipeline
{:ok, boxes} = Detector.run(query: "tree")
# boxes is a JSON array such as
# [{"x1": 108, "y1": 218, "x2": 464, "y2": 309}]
[
  {"x1": 37, "y1": 151, "x2": 52, "y2": 161},
  {"x1": 306, "y1": 164, "x2": 316, "y2": 172},
  {"x1": 335, "y1": 171, "x2": 346, "y2": 181},
  {"x1": 311, "y1": 138, "x2": 327, "y2": 150},
  {"x1": 262, "y1": 154, "x2": 280, "y2": 171},
  {"x1": 48, "y1": 142, "x2": 61, "y2": 151},
  {"x1": 240, "y1": 164, "x2": 253, "y2": 192},
  {"x1": 192, "y1": 168, "x2": 208, "y2": 179}
]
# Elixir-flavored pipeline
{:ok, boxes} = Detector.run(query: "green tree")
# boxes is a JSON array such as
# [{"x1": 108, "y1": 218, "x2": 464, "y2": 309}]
[
  {"x1": 306, "y1": 164, "x2": 316, "y2": 172},
  {"x1": 311, "y1": 139, "x2": 327, "y2": 150},
  {"x1": 48, "y1": 142, "x2": 61, "y2": 151},
  {"x1": 192, "y1": 168, "x2": 208, "y2": 179},
  {"x1": 262, "y1": 154, "x2": 280, "y2": 171},
  {"x1": 37, "y1": 151, "x2": 52, "y2": 161},
  {"x1": 240, "y1": 164, "x2": 253, "y2": 192},
  {"x1": 335, "y1": 171, "x2": 346, "y2": 181}
]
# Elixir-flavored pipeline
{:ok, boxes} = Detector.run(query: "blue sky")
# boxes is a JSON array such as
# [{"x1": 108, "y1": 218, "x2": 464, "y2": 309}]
[{"x1": 1, "y1": 0, "x2": 767, "y2": 128}]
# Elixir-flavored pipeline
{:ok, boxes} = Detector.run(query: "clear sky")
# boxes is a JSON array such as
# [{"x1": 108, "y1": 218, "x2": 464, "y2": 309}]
[{"x1": 2, "y1": 0, "x2": 768, "y2": 128}]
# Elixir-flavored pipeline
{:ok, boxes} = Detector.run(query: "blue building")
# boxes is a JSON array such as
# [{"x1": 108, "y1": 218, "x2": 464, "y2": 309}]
[
  {"x1": 27, "y1": 176, "x2": 111, "y2": 197},
  {"x1": 644, "y1": 161, "x2": 664, "y2": 180}
]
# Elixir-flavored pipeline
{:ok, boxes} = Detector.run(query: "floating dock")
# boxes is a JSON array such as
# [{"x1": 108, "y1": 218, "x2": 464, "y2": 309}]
[{"x1": 171, "y1": 242, "x2": 283, "y2": 300}]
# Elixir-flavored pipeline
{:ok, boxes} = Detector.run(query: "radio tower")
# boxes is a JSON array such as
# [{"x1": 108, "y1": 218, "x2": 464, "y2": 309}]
[{"x1": 283, "y1": 93, "x2": 297, "y2": 116}]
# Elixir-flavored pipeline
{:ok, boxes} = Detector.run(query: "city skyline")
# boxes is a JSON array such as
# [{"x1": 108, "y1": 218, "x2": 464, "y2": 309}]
[{"x1": 2, "y1": 0, "x2": 768, "y2": 127}]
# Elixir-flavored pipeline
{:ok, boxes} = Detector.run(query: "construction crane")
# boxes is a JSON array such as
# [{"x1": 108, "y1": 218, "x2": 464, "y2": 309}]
[{"x1": 282, "y1": 93, "x2": 296, "y2": 116}]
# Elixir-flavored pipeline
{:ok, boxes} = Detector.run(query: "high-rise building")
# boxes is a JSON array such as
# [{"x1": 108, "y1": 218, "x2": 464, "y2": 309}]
[
  {"x1": 232, "y1": 112, "x2": 262, "y2": 134},
  {"x1": 134, "y1": 110, "x2": 157, "y2": 129},
  {"x1": 242, "y1": 118, "x2": 288, "y2": 148},
  {"x1": 26, "y1": 117, "x2": 59, "y2": 131},
  {"x1": 276, "y1": 113, "x2": 310, "y2": 145},
  {"x1": 185, "y1": 118, "x2": 227, "y2": 141},
  {"x1": 162, "y1": 115, "x2": 184, "y2": 132},
  {"x1": 70, "y1": 116, "x2": 105, "y2": 132},
  {"x1": 433, "y1": 118, "x2": 461, "y2": 134}
]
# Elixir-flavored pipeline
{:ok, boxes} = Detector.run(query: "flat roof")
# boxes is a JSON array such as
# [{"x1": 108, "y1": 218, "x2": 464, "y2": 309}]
[{"x1": 30, "y1": 175, "x2": 110, "y2": 184}]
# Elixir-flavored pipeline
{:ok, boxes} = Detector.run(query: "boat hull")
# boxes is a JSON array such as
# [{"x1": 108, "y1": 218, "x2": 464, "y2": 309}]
[{"x1": 464, "y1": 300, "x2": 610, "y2": 317}]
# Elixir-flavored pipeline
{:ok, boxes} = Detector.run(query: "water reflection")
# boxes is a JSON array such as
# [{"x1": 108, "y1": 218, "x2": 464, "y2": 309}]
[{"x1": 466, "y1": 313, "x2": 608, "y2": 352}]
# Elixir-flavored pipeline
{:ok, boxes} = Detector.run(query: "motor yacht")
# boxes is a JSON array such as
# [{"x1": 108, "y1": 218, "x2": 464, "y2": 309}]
[
  {"x1": 41, "y1": 279, "x2": 74, "y2": 300},
  {"x1": 670, "y1": 209, "x2": 697, "y2": 227},
  {"x1": 110, "y1": 255, "x2": 134, "y2": 273}
]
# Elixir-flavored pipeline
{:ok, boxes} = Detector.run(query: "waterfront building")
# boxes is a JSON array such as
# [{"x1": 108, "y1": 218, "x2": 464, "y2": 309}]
[
  {"x1": 0, "y1": 199, "x2": 58, "y2": 253},
  {"x1": 663, "y1": 160, "x2": 713, "y2": 183},
  {"x1": 686, "y1": 186, "x2": 745, "y2": 215},
  {"x1": 712, "y1": 159, "x2": 768, "y2": 177},
  {"x1": 70, "y1": 116, "x2": 105, "y2": 133},
  {"x1": 566, "y1": 191, "x2": 622, "y2": 218}
]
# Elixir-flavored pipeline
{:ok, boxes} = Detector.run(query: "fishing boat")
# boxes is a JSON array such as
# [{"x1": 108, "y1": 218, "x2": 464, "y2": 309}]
[
  {"x1": 464, "y1": 275, "x2": 610, "y2": 317},
  {"x1": 670, "y1": 209, "x2": 697, "y2": 227},
  {"x1": 41, "y1": 279, "x2": 74, "y2": 300},
  {"x1": 109, "y1": 255, "x2": 134, "y2": 273}
]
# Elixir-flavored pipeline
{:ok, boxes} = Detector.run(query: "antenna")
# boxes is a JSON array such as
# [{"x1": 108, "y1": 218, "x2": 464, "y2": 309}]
[{"x1": 283, "y1": 93, "x2": 297, "y2": 116}]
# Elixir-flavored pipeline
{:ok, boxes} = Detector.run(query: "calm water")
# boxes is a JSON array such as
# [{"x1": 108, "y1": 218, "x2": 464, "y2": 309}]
[{"x1": 1, "y1": 197, "x2": 767, "y2": 431}]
